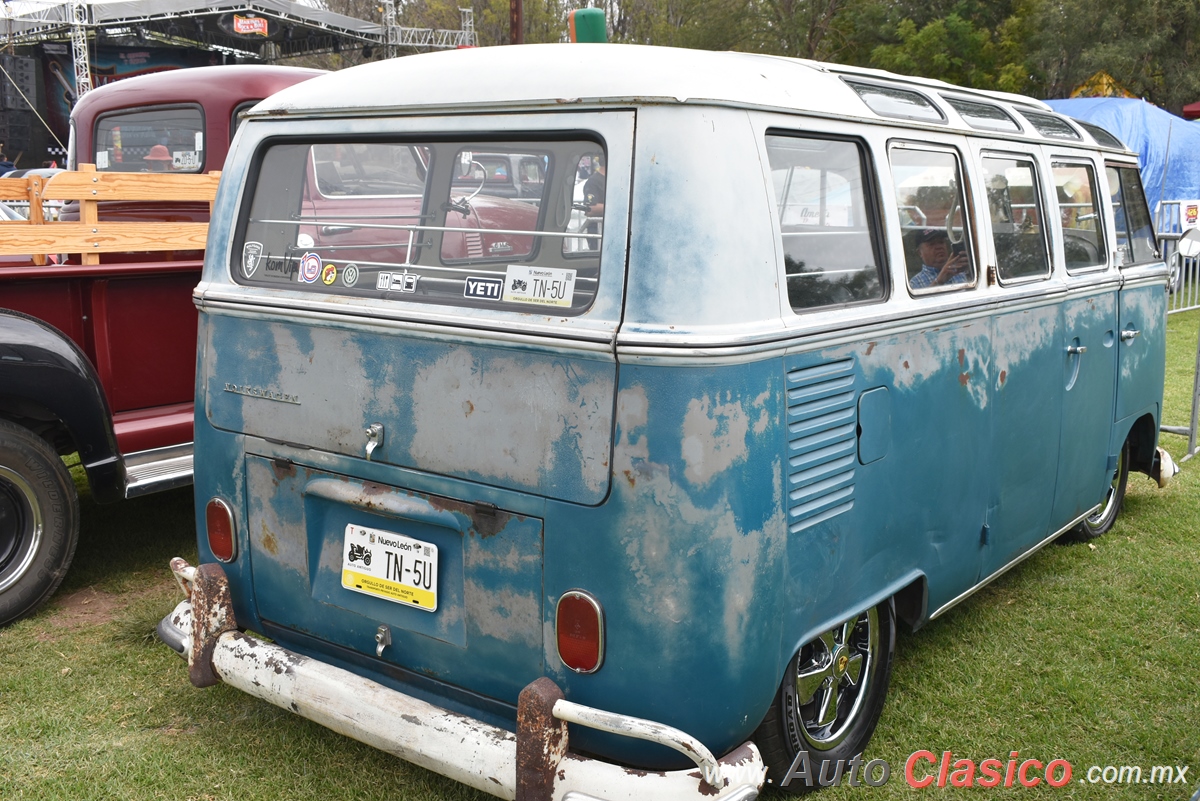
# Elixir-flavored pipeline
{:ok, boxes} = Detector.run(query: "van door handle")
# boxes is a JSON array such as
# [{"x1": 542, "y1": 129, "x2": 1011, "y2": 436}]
[
  {"x1": 1120, "y1": 328, "x2": 1141, "y2": 343},
  {"x1": 1066, "y1": 345, "x2": 1087, "y2": 355}
]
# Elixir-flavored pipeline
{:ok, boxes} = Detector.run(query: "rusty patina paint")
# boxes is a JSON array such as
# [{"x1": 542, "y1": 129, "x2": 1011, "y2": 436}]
[
  {"x1": 188, "y1": 561, "x2": 238, "y2": 688},
  {"x1": 516, "y1": 677, "x2": 567, "y2": 801}
]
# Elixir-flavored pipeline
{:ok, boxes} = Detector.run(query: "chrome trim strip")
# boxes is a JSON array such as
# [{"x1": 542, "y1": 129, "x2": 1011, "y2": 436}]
[
  {"x1": 928, "y1": 506, "x2": 1100, "y2": 621},
  {"x1": 199, "y1": 300, "x2": 618, "y2": 356},
  {"x1": 124, "y1": 443, "x2": 194, "y2": 499}
]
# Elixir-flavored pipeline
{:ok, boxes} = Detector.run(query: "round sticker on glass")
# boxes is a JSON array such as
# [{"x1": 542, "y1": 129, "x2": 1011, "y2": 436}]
[
  {"x1": 299, "y1": 252, "x2": 322, "y2": 284},
  {"x1": 342, "y1": 263, "x2": 360, "y2": 288}
]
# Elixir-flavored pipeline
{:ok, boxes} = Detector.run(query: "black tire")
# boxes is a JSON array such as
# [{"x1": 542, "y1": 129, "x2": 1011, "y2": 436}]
[
  {"x1": 753, "y1": 600, "x2": 895, "y2": 794},
  {"x1": 1061, "y1": 439, "x2": 1129, "y2": 543},
  {"x1": 0, "y1": 420, "x2": 79, "y2": 626}
]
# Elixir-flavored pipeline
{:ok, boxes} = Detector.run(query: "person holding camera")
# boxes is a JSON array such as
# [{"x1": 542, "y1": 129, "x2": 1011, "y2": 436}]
[{"x1": 910, "y1": 228, "x2": 969, "y2": 289}]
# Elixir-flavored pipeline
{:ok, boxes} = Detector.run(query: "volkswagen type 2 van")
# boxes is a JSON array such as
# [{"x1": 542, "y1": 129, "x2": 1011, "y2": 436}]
[{"x1": 159, "y1": 44, "x2": 1174, "y2": 800}]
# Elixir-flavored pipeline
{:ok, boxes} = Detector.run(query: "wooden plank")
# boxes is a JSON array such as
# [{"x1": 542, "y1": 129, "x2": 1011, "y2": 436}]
[
  {"x1": 0, "y1": 221, "x2": 209, "y2": 256},
  {"x1": 0, "y1": 177, "x2": 31, "y2": 201},
  {"x1": 42, "y1": 168, "x2": 221, "y2": 202}
]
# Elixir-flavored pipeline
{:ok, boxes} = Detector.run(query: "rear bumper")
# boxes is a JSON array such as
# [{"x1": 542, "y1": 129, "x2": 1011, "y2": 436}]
[{"x1": 160, "y1": 558, "x2": 766, "y2": 801}]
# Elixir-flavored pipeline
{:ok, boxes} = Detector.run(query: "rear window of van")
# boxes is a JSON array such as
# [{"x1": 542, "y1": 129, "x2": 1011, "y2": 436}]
[{"x1": 233, "y1": 138, "x2": 603, "y2": 314}]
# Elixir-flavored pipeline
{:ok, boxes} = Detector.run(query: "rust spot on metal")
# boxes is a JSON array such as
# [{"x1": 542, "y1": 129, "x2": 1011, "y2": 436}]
[
  {"x1": 902, "y1": 360, "x2": 910, "y2": 370},
  {"x1": 363, "y1": 481, "x2": 388, "y2": 496},
  {"x1": 260, "y1": 526, "x2": 278, "y2": 556},
  {"x1": 690, "y1": 770, "x2": 721, "y2": 796},
  {"x1": 463, "y1": 400, "x2": 475, "y2": 416},
  {"x1": 623, "y1": 469, "x2": 636, "y2": 488},
  {"x1": 427, "y1": 494, "x2": 510, "y2": 537},
  {"x1": 958, "y1": 348, "x2": 965, "y2": 367},
  {"x1": 865, "y1": 341, "x2": 876, "y2": 355},
  {"x1": 999, "y1": 369, "x2": 1007, "y2": 385},
  {"x1": 623, "y1": 767, "x2": 651, "y2": 777},
  {"x1": 271, "y1": 458, "x2": 295, "y2": 480},
  {"x1": 959, "y1": 372, "x2": 970, "y2": 385},
  {"x1": 516, "y1": 677, "x2": 567, "y2": 801}
]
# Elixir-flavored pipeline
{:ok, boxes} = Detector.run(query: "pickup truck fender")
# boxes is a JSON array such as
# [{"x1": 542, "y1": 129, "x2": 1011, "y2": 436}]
[{"x1": 0, "y1": 309, "x2": 126, "y2": 504}]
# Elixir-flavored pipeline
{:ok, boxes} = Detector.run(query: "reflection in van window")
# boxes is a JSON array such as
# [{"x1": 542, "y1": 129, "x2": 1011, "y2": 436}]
[
  {"x1": 1053, "y1": 163, "x2": 1105, "y2": 272},
  {"x1": 765, "y1": 135, "x2": 884, "y2": 311},
  {"x1": 235, "y1": 138, "x2": 602, "y2": 313},
  {"x1": 94, "y1": 106, "x2": 205, "y2": 172},
  {"x1": 844, "y1": 81, "x2": 946, "y2": 123},
  {"x1": 942, "y1": 97, "x2": 1022, "y2": 133},
  {"x1": 890, "y1": 147, "x2": 976, "y2": 291},
  {"x1": 1019, "y1": 110, "x2": 1082, "y2": 140},
  {"x1": 1107, "y1": 165, "x2": 1158, "y2": 266},
  {"x1": 982, "y1": 155, "x2": 1050, "y2": 282}
]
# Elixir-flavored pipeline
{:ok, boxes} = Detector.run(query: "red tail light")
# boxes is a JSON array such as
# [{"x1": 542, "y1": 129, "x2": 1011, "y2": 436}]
[
  {"x1": 206, "y1": 498, "x2": 236, "y2": 563},
  {"x1": 555, "y1": 590, "x2": 604, "y2": 673}
]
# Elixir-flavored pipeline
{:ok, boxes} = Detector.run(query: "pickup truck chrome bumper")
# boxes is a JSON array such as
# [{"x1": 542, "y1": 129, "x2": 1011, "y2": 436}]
[{"x1": 160, "y1": 558, "x2": 766, "y2": 801}]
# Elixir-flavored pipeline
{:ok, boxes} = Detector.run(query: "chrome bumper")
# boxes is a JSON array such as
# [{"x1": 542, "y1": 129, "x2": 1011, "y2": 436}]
[{"x1": 161, "y1": 558, "x2": 765, "y2": 801}]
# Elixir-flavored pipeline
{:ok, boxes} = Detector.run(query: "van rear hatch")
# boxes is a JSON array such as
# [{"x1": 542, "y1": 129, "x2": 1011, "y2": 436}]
[{"x1": 200, "y1": 116, "x2": 632, "y2": 705}]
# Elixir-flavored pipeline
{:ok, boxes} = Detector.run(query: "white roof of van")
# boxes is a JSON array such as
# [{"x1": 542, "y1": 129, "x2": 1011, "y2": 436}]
[{"x1": 253, "y1": 43, "x2": 1053, "y2": 121}]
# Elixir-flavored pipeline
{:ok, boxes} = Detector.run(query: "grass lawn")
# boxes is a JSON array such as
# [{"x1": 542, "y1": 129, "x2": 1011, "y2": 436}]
[{"x1": 2, "y1": 311, "x2": 1199, "y2": 800}]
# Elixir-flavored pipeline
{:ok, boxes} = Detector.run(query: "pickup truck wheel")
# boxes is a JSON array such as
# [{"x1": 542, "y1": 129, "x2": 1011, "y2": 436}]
[
  {"x1": 753, "y1": 600, "x2": 894, "y2": 793},
  {"x1": 0, "y1": 420, "x2": 79, "y2": 626}
]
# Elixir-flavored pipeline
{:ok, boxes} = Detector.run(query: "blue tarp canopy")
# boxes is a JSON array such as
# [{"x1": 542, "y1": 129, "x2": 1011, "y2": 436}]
[{"x1": 1046, "y1": 97, "x2": 1200, "y2": 218}]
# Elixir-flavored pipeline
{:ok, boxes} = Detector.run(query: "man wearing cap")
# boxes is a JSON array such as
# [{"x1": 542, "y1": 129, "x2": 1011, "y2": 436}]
[{"x1": 910, "y1": 228, "x2": 970, "y2": 289}]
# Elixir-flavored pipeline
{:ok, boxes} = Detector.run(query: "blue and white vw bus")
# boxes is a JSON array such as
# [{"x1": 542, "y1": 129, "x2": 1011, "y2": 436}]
[{"x1": 160, "y1": 44, "x2": 1174, "y2": 801}]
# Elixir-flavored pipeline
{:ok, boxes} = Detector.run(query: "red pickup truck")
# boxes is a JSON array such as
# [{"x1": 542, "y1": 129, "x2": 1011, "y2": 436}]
[{"x1": 0, "y1": 65, "x2": 322, "y2": 625}]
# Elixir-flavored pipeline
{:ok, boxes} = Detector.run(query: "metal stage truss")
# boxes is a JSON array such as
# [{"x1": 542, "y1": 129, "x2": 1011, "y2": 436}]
[{"x1": 1, "y1": 1, "x2": 476, "y2": 65}]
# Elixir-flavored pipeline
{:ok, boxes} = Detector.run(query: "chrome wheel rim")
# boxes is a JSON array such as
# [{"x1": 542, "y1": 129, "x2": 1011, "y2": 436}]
[
  {"x1": 785, "y1": 606, "x2": 878, "y2": 751},
  {"x1": 0, "y1": 465, "x2": 43, "y2": 594},
  {"x1": 1085, "y1": 446, "x2": 1125, "y2": 529}
]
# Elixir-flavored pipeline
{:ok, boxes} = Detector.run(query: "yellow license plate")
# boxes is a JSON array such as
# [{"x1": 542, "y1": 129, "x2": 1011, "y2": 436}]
[{"x1": 341, "y1": 524, "x2": 438, "y2": 612}]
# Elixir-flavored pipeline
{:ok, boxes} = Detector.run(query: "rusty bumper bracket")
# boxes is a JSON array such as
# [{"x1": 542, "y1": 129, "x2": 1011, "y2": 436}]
[{"x1": 170, "y1": 557, "x2": 237, "y2": 688}]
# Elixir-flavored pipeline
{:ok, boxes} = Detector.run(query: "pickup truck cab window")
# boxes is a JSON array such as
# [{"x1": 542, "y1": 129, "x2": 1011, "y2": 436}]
[
  {"x1": 94, "y1": 104, "x2": 205, "y2": 172},
  {"x1": 766, "y1": 133, "x2": 885, "y2": 311}
]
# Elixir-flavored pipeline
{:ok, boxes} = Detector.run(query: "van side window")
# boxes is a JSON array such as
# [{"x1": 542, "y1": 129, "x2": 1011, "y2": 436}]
[
  {"x1": 889, "y1": 146, "x2": 976, "y2": 292},
  {"x1": 981, "y1": 155, "x2": 1050, "y2": 283},
  {"x1": 1052, "y1": 163, "x2": 1106, "y2": 273},
  {"x1": 765, "y1": 134, "x2": 885, "y2": 311},
  {"x1": 1106, "y1": 165, "x2": 1159, "y2": 265},
  {"x1": 234, "y1": 138, "x2": 601, "y2": 313}
]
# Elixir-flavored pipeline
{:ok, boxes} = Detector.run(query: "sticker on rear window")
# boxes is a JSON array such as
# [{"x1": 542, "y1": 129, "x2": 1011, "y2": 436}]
[{"x1": 502, "y1": 265, "x2": 576, "y2": 307}]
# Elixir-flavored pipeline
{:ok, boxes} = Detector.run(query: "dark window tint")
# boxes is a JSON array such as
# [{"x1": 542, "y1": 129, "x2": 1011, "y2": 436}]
[
  {"x1": 982, "y1": 155, "x2": 1050, "y2": 282},
  {"x1": 1107, "y1": 165, "x2": 1159, "y2": 265},
  {"x1": 1078, "y1": 121, "x2": 1125, "y2": 149},
  {"x1": 943, "y1": 97, "x2": 1021, "y2": 133},
  {"x1": 94, "y1": 105, "x2": 205, "y2": 172},
  {"x1": 845, "y1": 80, "x2": 946, "y2": 123},
  {"x1": 889, "y1": 146, "x2": 976, "y2": 293},
  {"x1": 1019, "y1": 111, "x2": 1082, "y2": 140},
  {"x1": 234, "y1": 138, "x2": 602, "y2": 313},
  {"x1": 1052, "y1": 163, "x2": 1106, "y2": 272},
  {"x1": 766, "y1": 134, "x2": 885, "y2": 311}
]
